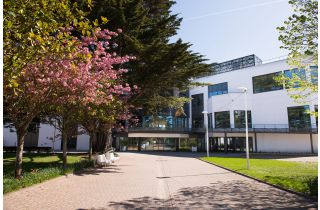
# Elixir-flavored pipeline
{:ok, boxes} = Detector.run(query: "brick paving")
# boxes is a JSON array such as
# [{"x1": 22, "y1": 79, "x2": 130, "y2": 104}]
[{"x1": 4, "y1": 152, "x2": 317, "y2": 210}]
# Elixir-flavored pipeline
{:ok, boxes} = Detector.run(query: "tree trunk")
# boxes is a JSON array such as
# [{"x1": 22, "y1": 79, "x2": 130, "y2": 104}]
[
  {"x1": 15, "y1": 128, "x2": 28, "y2": 179},
  {"x1": 62, "y1": 129, "x2": 68, "y2": 170},
  {"x1": 104, "y1": 128, "x2": 112, "y2": 152},
  {"x1": 88, "y1": 132, "x2": 96, "y2": 161}
]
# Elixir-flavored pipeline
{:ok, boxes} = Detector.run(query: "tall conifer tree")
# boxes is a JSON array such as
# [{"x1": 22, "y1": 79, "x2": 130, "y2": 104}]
[{"x1": 88, "y1": 0, "x2": 211, "y2": 115}]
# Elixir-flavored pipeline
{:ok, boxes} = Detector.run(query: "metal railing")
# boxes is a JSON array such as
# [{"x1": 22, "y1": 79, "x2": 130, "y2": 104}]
[{"x1": 127, "y1": 123, "x2": 318, "y2": 134}]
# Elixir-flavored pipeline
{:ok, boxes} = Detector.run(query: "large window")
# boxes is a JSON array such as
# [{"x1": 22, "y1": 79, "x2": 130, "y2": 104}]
[
  {"x1": 208, "y1": 113, "x2": 213, "y2": 128},
  {"x1": 208, "y1": 82, "x2": 228, "y2": 97},
  {"x1": 287, "y1": 106, "x2": 311, "y2": 129},
  {"x1": 253, "y1": 72, "x2": 283, "y2": 93},
  {"x1": 214, "y1": 111, "x2": 230, "y2": 128},
  {"x1": 310, "y1": 66, "x2": 318, "y2": 84},
  {"x1": 192, "y1": 94, "x2": 204, "y2": 128},
  {"x1": 284, "y1": 68, "x2": 306, "y2": 88},
  {"x1": 234, "y1": 110, "x2": 252, "y2": 128}
]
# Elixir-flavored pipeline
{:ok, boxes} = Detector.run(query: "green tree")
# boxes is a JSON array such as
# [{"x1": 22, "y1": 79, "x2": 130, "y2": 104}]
[
  {"x1": 4, "y1": 0, "x2": 97, "y2": 178},
  {"x1": 276, "y1": 0, "x2": 318, "y2": 104},
  {"x1": 87, "y1": 0, "x2": 211, "y2": 116},
  {"x1": 4, "y1": 0, "x2": 96, "y2": 90}
]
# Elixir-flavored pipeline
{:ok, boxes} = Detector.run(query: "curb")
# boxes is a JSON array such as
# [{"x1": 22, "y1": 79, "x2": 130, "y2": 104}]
[{"x1": 197, "y1": 157, "x2": 318, "y2": 202}]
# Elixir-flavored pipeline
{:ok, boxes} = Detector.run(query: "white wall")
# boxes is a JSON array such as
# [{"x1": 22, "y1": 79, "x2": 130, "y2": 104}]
[
  {"x1": 4, "y1": 126, "x2": 17, "y2": 146},
  {"x1": 76, "y1": 134, "x2": 90, "y2": 151},
  {"x1": 3, "y1": 123, "x2": 91, "y2": 151},
  {"x1": 189, "y1": 59, "x2": 318, "y2": 153},
  {"x1": 190, "y1": 60, "x2": 318, "y2": 127},
  {"x1": 312, "y1": 134, "x2": 318, "y2": 153},
  {"x1": 37, "y1": 123, "x2": 61, "y2": 151},
  {"x1": 256, "y1": 133, "x2": 315, "y2": 153}
]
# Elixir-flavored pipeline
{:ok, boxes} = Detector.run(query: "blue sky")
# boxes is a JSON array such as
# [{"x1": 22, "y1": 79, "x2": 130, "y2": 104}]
[{"x1": 171, "y1": 0, "x2": 293, "y2": 63}]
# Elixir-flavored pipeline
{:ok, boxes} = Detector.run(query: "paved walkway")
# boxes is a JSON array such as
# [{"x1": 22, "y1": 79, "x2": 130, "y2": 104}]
[{"x1": 4, "y1": 152, "x2": 317, "y2": 210}]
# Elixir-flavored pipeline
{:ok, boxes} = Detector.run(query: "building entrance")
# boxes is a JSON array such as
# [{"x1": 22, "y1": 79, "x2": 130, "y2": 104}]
[{"x1": 210, "y1": 137, "x2": 253, "y2": 152}]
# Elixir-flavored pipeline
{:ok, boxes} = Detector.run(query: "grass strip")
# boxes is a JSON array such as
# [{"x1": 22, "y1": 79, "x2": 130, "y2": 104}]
[{"x1": 201, "y1": 157, "x2": 318, "y2": 196}]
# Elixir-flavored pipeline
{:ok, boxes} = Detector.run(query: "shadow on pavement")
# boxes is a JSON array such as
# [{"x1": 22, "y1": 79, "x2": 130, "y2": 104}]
[
  {"x1": 102, "y1": 180, "x2": 317, "y2": 209},
  {"x1": 74, "y1": 165, "x2": 123, "y2": 176}
]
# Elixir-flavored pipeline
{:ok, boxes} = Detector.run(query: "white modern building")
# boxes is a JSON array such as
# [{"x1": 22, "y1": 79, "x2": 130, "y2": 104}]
[
  {"x1": 4, "y1": 121, "x2": 90, "y2": 152},
  {"x1": 3, "y1": 54, "x2": 318, "y2": 153},
  {"x1": 189, "y1": 55, "x2": 318, "y2": 153}
]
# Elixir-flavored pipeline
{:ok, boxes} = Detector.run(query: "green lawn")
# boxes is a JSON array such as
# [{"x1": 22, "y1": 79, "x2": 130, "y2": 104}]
[
  {"x1": 201, "y1": 157, "x2": 318, "y2": 196},
  {"x1": 4, "y1": 153, "x2": 92, "y2": 194}
]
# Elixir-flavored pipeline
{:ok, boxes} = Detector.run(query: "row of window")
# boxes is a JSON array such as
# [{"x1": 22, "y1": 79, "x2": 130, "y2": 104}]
[
  {"x1": 207, "y1": 66, "x2": 318, "y2": 97},
  {"x1": 192, "y1": 105, "x2": 317, "y2": 129},
  {"x1": 192, "y1": 110, "x2": 252, "y2": 129}
]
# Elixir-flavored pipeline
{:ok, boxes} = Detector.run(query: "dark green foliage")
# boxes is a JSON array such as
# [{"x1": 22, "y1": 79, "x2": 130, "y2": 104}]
[
  {"x1": 87, "y1": 0, "x2": 211, "y2": 114},
  {"x1": 307, "y1": 176, "x2": 318, "y2": 196}
]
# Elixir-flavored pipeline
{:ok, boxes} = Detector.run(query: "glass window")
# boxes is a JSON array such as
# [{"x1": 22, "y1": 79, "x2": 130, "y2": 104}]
[
  {"x1": 208, "y1": 82, "x2": 228, "y2": 97},
  {"x1": 208, "y1": 113, "x2": 213, "y2": 128},
  {"x1": 287, "y1": 106, "x2": 311, "y2": 129},
  {"x1": 191, "y1": 94, "x2": 204, "y2": 128},
  {"x1": 252, "y1": 72, "x2": 283, "y2": 93},
  {"x1": 214, "y1": 111, "x2": 230, "y2": 128},
  {"x1": 310, "y1": 66, "x2": 318, "y2": 85},
  {"x1": 284, "y1": 68, "x2": 306, "y2": 88},
  {"x1": 234, "y1": 110, "x2": 252, "y2": 128}
]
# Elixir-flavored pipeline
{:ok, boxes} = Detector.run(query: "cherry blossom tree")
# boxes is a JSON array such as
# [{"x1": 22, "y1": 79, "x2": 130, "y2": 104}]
[
  {"x1": 78, "y1": 28, "x2": 136, "y2": 160},
  {"x1": 4, "y1": 27, "x2": 135, "y2": 177}
]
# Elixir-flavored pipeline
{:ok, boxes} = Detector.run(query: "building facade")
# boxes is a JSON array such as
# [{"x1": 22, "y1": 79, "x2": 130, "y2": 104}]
[
  {"x1": 189, "y1": 55, "x2": 318, "y2": 153},
  {"x1": 3, "y1": 55, "x2": 318, "y2": 153}
]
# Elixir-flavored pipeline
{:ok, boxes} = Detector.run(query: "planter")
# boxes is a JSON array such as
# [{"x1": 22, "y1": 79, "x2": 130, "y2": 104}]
[{"x1": 121, "y1": 146, "x2": 127, "y2": 151}]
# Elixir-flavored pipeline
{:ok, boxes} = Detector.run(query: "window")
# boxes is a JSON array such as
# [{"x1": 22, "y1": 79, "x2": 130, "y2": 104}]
[
  {"x1": 284, "y1": 68, "x2": 306, "y2": 88},
  {"x1": 252, "y1": 72, "x2": 283, "y2": 93},
  {"x1": 214, "y1": 111, "x2": 230, "y2": 128},
  {"x1": 208, "y1": 82, "x2": 228, "y2": 97},
  {"x1": 208, "y1": 113, "x2": 213, "y2": 128},
  {"x1": 310, "y1": 66, "x2": 318, "y2": 84},
  {"x1": 192, "y1": 94, "x2": 204, "y2": 128},
  {"x1": 287, "y1": 106, "x2": 311, "y2": 129},
  {"x1": 315, "y1": 105, "x2": 318, "y2": 127},
  {"x1": 234, "y1": 110, "x2": 252, "y2": 128}
]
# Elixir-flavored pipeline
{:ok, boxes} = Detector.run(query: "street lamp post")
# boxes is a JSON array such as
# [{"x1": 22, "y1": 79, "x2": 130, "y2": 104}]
[
  {"x1": 238, "y1": 87, "x2": 250, "y2": 170},
  {"x1": 202, "y1": 110, "x2": 209, "y2": 157}
]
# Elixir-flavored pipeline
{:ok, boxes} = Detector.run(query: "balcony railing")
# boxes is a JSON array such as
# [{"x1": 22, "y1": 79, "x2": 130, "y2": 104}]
[{"x1": 127, "y1": 123, "x2": 317, "y2": 134}]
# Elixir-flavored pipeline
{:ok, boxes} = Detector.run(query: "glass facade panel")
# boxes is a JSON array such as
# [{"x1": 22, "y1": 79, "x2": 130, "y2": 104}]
[
  {"x1": 142, "y1": 116, "x2": 188, "y2": 128},
  {"x1": 192, "y1": 94, "x2": 204, "y2": 128},
  {"x1": 234, "y1": 110, "x2": 252, "y2": 128},
  {"x1": 284, "y1": 68, "x2": 306, "y2": 88},
  {"x1": 214, "y1": 111, "x2": 230, "y2": 128},
  {"x1": 208, "y1": 82, "x2": 228, "y2": 97},
  {"x1": 208, "y1": 113, "x2": 213, "y2": 128},
  {"x1": 310, "y1": 66, "x2": 318, "y2": 84},
  {"x1": 253, "y1": 72, "x2": 283, "y2": 93},
  {"x1": 287, "y1": 106, "x2": 311, "y2": 129},
  {"x1": 210, "y1": 137, "x2": 253, "y2": 152}
]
